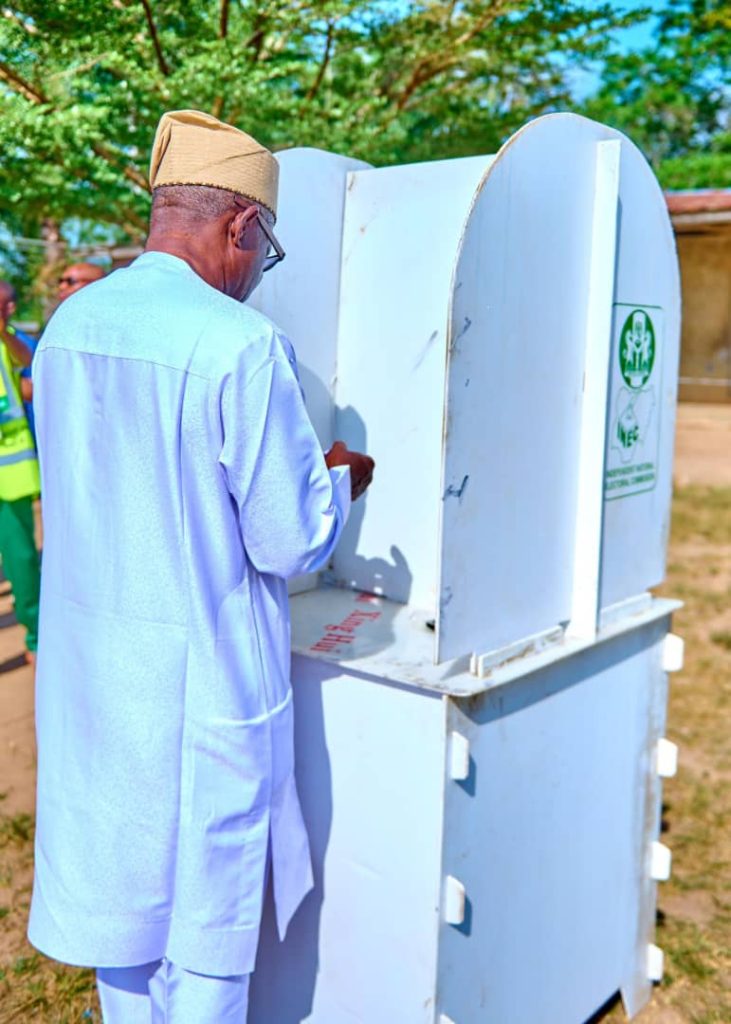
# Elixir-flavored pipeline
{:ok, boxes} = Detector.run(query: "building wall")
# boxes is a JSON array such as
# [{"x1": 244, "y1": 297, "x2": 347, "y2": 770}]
[{"x1": 676, "y1": 231, "x2": 731, "y2": 403}]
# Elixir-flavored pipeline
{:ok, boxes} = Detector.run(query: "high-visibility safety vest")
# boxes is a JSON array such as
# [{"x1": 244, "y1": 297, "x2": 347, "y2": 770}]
[{"x1": 0, "y1": 331, "x2": 40, "y2": 501}]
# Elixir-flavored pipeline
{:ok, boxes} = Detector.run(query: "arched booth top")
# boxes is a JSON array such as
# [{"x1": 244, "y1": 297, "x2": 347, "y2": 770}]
[{"x1": 250, "y1": 113, "x2": 680, "y2": 669}]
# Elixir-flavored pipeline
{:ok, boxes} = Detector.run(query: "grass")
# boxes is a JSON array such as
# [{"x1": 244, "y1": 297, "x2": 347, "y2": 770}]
[
  {"x1": 0, "y1": 485, "x2": 729, "y2": 1022},
  {"x1": 602, "y1": 486, "x2": 731, "y2": 1023},
  {"x1": 710, "y1": 631, "x2": 731, "y2": 653},
  {"x1": 0, "y1": 803, "x2": 99, "y2": 1021},
  {"x1": 0, "y1": 812, "x2": 33, "y2": 845}
]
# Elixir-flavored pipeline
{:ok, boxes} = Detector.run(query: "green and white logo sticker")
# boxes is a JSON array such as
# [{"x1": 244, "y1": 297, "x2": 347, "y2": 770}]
[
  {"x1": 619, "y1": 309, "x2": 655, "y2": 390},
  {"x1": 605, "y1": 304, "x2": 663, "y2": 501}
]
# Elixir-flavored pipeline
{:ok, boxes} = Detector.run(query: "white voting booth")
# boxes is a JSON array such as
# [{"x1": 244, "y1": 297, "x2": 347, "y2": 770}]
[{"x1": 247, "y1": 114, "x2": 682, "y2": 1024}]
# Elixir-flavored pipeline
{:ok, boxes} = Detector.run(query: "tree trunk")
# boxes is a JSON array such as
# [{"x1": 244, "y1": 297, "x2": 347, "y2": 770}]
[{"x1": 37, "y1": 219, "x2": 66, "y2": 322}]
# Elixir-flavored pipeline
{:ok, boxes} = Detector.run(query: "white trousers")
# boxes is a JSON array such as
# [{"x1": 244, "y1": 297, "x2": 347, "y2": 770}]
[{"x1": 96, "y1": 959, "x2": 250, "y2": 1023}]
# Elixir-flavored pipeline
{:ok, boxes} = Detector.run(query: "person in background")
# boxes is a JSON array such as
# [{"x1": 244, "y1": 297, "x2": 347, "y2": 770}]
[
  {"x1": 0, "y1": 282, "x2": 37, "y2": 438},
  {"x1": 56, "y1": 261, "x2": 106, "y2": 304},
  {"x1": 18, "y1": 262, "x2": 106, "y2": 431},
  {"x1": 0, "y1": 281, "x2": 41, "y2": 664}
]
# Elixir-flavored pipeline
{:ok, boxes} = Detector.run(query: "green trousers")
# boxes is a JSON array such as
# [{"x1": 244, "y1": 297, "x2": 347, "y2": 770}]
[{"x1": 0, "y1": 496, "x2": 40, "y2": 652}]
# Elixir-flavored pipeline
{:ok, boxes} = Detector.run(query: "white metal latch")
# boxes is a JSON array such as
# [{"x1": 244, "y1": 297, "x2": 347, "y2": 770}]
[
  {"x1": 656, "y1": 737, "x2": 679, "y2": 778},
  {"x1": 444, "y1": 875, "x2": 466, "y2": 926},
  {"x1": 647, "y1": 944, "x2": 664, "y2": 982},
  {"x1": 650, "y1": 841, "x2": 672, "y2": 881},
  {"x1": 449, "y1": 731, "x2": 470, "y2": 781},
  {"x1": 662, "y1": 633, "x2": 684, "y2": 673}
]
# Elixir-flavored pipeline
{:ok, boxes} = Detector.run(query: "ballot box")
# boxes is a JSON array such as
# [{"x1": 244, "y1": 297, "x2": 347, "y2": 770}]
[{"x1": 248, "y1": 114, "x2": 682, "y2": 1024}]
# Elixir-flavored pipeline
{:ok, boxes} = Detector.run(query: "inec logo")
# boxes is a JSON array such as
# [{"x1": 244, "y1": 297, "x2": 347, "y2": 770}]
[
  {"x1": 606, "y1": 302, "x2": 662, "y2": 500},
  {"x1": 619, "y1": 309, "x2": 655, "y2": 390}
]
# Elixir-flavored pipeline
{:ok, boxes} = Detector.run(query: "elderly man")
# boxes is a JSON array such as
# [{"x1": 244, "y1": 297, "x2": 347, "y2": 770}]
[
  {"x1": 0, "y1": 281, "x2": 40, "y2": 663},
  {"x1": 29, "y1": 110, "x2": 374, "y2": 1022}
]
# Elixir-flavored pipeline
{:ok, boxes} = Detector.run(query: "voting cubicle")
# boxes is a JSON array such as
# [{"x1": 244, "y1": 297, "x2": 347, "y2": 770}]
[{"x1": 247, "y1": 114, "x2": 682, "y2": 1024}]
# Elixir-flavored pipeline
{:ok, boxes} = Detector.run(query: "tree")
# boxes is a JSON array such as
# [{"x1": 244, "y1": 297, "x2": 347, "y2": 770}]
[
  {"x1": 583, "y1": 0, "x2": 731, "y2": 188},
  {"x1": 0, "y1": 0, "x2": 638, "y2": 246}
]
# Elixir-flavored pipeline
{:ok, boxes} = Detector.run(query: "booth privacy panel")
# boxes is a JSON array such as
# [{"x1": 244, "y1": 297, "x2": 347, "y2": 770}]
[
  {"x1": 251, "y1": 115, "x2": 680, "y2": 666},
  {"x1": 437, "y1": 115, "x2": 679, "y2": 662}
]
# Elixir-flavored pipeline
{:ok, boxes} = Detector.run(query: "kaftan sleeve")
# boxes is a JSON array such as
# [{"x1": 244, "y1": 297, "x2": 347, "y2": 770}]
[{"x1": 218, "y1": 349, "x2": 351, "y2": 578}]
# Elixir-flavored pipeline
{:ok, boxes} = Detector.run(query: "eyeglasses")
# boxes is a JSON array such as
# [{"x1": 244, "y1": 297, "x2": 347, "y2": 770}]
[
  {"x1": 233, "y1": 200, "x2": 285, "y2": 273},
  {"x1": 257, "y1": 213, "x2": 286, "y2": 273},
  {"x1": 58, "y1": 275, "x2": 93, "y2": 287}
]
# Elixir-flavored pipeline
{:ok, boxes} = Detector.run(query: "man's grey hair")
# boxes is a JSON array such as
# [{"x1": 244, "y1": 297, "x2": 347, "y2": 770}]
[{"x1": 151, "y1": 184, "x2": 253, "y2": 221}]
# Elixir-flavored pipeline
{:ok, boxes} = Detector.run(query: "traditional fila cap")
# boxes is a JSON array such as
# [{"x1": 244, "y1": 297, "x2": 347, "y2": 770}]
[{"x1": 149, "y1": 109, "x2": 279, "y2": 218}]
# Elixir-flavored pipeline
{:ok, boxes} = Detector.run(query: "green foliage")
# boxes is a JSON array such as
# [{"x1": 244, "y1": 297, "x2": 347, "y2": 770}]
[
  {"x1": 0, "y1": 0, "x2": 637, "y2": 246},
  {"x1": 659, "y1": 133, "x2": 731, "y2": 190},
  {"x1": 0, "y1": 0, "x2": 729, "y2": 293},
  {"x1": 583, "y1": 0, "x2": 731, "y2": 188}
]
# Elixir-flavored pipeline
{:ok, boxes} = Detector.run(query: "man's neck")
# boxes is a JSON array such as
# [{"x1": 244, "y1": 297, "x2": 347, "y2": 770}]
[{"x1": 145, "y1": 231, "x2": 223, "y2": 293}]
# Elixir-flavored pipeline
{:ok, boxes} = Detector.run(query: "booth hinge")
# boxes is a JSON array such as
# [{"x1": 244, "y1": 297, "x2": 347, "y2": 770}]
[
  {"x1": 662, "y1": 633, "x2": 684, "y2": 673},
  {"x1": 647, "y1": 944, "x2": 665, "y2": 982},
  {"x1": 443, "y1": 875, "x2": 466, "y2": 926},
  {"x1": 449, "y1": 731, "x2": 470, "y2": 781},
  {"x1": 649, "y1": 841, "x2": 672, "y2": 882},
  {"x1": 656, "y1": 737, "x2": 679, "y2": 778}
]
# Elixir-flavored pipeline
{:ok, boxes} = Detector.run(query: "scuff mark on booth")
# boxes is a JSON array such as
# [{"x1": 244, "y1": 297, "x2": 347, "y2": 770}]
[
  {"x1": 414, "y1": 329, "x2": 440, "y2": 370},
  {"x1": 443, "y1": 475, "x2": 470, "y2": 502},
  {"x1": 457, "y1": 316, "x2": 472, "y2": 340},
  {"x1": 450, "y1": 315, "x2": 473, "y2": 352}
]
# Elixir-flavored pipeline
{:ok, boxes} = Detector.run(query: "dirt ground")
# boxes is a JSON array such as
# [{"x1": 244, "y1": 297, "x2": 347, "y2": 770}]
[
  {"x1": 673, "y1": 403, "x2": 731, "y2": 488},
  {"x1": 0, "y1": 403, "x2": 729, "y2": 1022}
]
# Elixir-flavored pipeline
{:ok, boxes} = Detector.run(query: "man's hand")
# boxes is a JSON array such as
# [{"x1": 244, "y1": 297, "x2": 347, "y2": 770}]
[{"x1": 325, "y1": 441, "x2": 375, "y2": 501}]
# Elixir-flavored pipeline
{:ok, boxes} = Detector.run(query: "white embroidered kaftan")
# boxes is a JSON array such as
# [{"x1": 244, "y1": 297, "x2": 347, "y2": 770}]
[{"x1": 28, "y1": 252, "x2": 350, "y2": 976}]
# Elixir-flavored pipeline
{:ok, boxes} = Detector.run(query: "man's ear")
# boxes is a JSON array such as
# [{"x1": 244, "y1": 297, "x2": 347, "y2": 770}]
[
  {"x1": 7, "y1": 301, "x2": 16, "y2": 316},
  {"x1": 231, "y1": 206, "x2": 258, "y2": 250}
]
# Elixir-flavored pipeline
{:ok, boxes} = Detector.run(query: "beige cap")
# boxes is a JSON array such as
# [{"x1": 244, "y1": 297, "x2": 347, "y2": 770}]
[{"x1": 149, "y1": 109, "x2": 279, "y2": 218}]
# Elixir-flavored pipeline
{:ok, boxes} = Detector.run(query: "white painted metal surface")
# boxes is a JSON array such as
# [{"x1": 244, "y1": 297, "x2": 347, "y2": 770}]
[
  {"x1": 470, "y1": 624, "x2": 563, "y2": 679},
  {"x1": 443, "y1": 876, "x2": 467, "y2": 926},
  {"x1": 250, "y1": 147, "x2": 369, "y2": 596},
  {"x1": 250, "y1": 147, "x2": 369, "y2": 448},
  {"x1": 438, "y1": 612, "x2": 671, "y2": 1024},
  {"x1": 287, "y1": 578, "x2": 679, "y2": 698},
  {"x1": 600, "y1": 135, "x2": 681, "y2": 609},
  {"x1": 244, "y1": 114, "x2": 681, "y2": 1023},
  {"x1": 647, "y1": 944, "x2": 665, "y2": 982},
  {"x1": 567, "y1": 139, "x2": 621, "y2": 640},
  {"x1": 331, "y1": 156, "x2": 492, "y2": 611},
  {"x1": 252, "y1": 119, "x2": 679, "y2": 660},
  {"x1": 249, "y1": 655, "x2": 445, "y2": 1023},
  {"x1": 656, "y1": 737, "x2": 679, "y2": 778},
  {"x1": 650, "y1": 841, "x2": 673, "y2": 882},
  {"x1": 249, "y1": 586, "x2": 677, "y2": 1023},
  {"x1": 438, "y1": 119, "x2": 599, "y2": 659},
  {"x1": 448, "y1": 731, "x2": 470, "y2": 781},
  {"x1": 438, "y1": 115, "x2": 680, "y2": 662},
  {"x1": 662, "y1": 633, "x2": 685, "y2": 672}
]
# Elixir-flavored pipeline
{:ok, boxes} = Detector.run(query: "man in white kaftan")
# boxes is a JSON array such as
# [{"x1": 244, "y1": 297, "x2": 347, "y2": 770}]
[{"x1": 28, "y1": 110, "x2": 374, "y2": 1022}]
